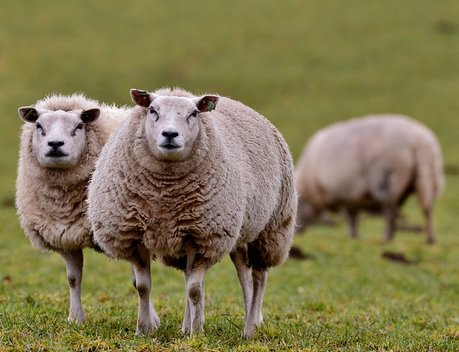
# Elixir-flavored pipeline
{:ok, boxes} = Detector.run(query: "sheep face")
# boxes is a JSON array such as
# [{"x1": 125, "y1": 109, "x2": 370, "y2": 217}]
[
  {"x1": 18, "y1": 107, "x2": 100, "y2": 169},
  {"x1": 131, "y1": 89, "x2": 218, "y2": 162}
]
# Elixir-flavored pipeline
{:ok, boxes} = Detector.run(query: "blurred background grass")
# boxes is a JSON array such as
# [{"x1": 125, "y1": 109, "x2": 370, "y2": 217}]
[{"x1": 1, "y1": 0, "x2": 459, "y2": 350}]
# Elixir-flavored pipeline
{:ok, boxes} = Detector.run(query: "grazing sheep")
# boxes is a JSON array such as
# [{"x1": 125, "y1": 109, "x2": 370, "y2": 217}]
[
  {"x1": 87, "y1": 87, "x2": 297, "y2": 338},
  {"x1": 16, "y1": 94, "x2": 127, "y2": 323},
  {"x1": 295, "y1": 114, "x2": 444, "y2": 244}
]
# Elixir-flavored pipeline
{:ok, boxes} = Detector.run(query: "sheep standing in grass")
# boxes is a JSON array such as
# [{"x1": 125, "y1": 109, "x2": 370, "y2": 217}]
[
  {"x1": 16, "y1": 94, "x2": 127, "y2": 323},
  {"x1": 295, "y1": 114, "x2": 444, "y2": 243},
  {"x1": 87, "y1": 87, "x2": 297, "y2": 338}
]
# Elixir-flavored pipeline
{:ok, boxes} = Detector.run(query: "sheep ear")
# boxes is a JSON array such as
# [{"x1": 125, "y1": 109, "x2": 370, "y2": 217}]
[
  {"x1": 18, "y1": 107, "x2": 39, "y2": 123},
  {"x1": 81, "y1": 108, "x2": 100, "y2": 123},
  {"x1": 195, "y1": 96, "x2": 219, "y2": 112},
  {"x1": 131, "y1": 89, "x2": 152, "y2": 108}
]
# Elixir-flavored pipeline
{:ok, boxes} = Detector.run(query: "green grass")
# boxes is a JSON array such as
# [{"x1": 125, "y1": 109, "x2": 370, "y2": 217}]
[{"x1": 1, "y1": 0, "x2": 459, "y2": 350}]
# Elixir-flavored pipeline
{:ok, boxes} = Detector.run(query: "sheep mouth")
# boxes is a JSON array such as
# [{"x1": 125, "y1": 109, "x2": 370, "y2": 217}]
[
  {"x1": 46, "y1": 150, "x2": 69, "y2": 157},
  {"x1": 160, "y1": 143, "x2": 181, "y2": 150}
]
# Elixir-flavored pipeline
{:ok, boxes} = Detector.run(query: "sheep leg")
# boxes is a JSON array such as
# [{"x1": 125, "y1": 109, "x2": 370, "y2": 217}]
[
  {"x1": 415, "y1": 182, "x2": 436, "y2": 244},
  {"x1": 230, "y1": 248, "x2": 253, "y2": 319},
  {"x1": 130, "y1": 265, "x2": 136, "y2": 288},
  {"x1": 383, "y1": 205, "x2": 397, "y2": 242},
  {"x1": 244, "y1": 269, "x2": 267, "y2": 338},
  {"x1": 181, "y1": 271, "x2": 191, "y2": 334},
  {"x1": 131, "y1": 243, "x2": 160, "y2": 335},
  {"x1": 182, "y1": 252, "x2": 209, "y2": 335},
  {"x1": 59, "y1": 249, "x2": 85, "y2": 323},
  {"x1": 423, "y1": 207, "x2": 435, "y2": 244},
  {"x1": 131, "y1": 263, "x2": 159, "y2": 325},
  {"x1": 343, "y1": 208, "x2": 359, "y2": 238}
]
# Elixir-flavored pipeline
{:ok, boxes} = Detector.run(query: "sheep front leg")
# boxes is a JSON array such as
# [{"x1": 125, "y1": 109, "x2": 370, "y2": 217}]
[
  {"x1": 343, "y1": 208, "x2": 360, "y2": 239},
  {"x1": 181, "y1": 271, "x2": 191, "y2": 334},
  {"x1": 244, "y1": 269, "x2": 267, "y2": 339},
  {"x1": 59, "y1": 249, "x2": 85, "y2": 323},
  {"x1": 182, "y1": 252, "x2": 209, "y2": 335},
  {"x1": 131, "y1": 244, "x2": 160, "y2": 335},
  {"x1": 230, "y1": 248, "x2": 253, "y2": 319}
]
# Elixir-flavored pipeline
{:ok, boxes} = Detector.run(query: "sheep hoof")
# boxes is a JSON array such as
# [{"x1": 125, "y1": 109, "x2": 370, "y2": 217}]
[
  {"x1": 242, "y1": 324, "x2": 256, "y2": 339},
  {"x1": 135, "y1": 317, "x2": 159, "y2": 336},
  {"x1": 135, "y1": 323, "x2": 157, "y2": 336},
  {"x1": 426, "y1": 238, "x2": 436, "y2": 245},
  {"x1": 68, "y1": 313, "x2": 85, "y2": 324}
]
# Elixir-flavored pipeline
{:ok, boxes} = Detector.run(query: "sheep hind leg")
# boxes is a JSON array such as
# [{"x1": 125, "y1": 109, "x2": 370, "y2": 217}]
[
  {"x1": 183, "y1": 252, "x2": 210, "y2": 335},
  {"x1": 383, "y1": 204, "x2": 398, "y2": 242},
  {"x1": 59, "y1": 249, "x2": 85, "y2": 323},
  {"x1": 230, "y1": 248, "x2": 253, "y2": 320},
  {"x1": 243, "y1": 269, "x2": 267, "y2": 339},
  {"x1": 423, "y1": 206, "x2": 435, "y2": 245},
  {"x1": 131, "y1": 244, "x2": 160, "y2": 335},
  {"x1": 415, "y1": 186, "x2": 436, "y2": 244}
]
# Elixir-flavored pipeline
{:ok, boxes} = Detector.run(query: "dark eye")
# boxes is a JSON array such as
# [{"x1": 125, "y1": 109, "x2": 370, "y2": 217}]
[
  {"x1": 187, "y1": 110, "x2": 198, "y2": 123},
  {"x1": 71, "y1": 123, "x2": 84, "y2": 136},
  {"x1": 149, "y1": 107, "x2": 159, "y2": 121},
  {"x1": 36, "y1": 122, "x2": 45, "y2": 136}
]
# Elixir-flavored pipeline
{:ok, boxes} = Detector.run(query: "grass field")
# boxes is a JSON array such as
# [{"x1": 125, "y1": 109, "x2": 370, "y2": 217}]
[{"x1": 1, "y1": 1, "x2": 459, "y2": 351}]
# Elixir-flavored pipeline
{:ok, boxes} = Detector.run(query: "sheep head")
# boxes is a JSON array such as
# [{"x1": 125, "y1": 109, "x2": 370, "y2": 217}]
[
  {"x1": 130, "y1": 89, "x2": 218, "y2": 162},
  {"x1": 18, "y1": 106, "x2": 100, "y2": 169}
]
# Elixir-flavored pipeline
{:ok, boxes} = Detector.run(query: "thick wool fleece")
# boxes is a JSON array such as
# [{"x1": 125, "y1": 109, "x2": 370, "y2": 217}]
[
  {"x1": 295, "y1": 114, "x2": 444, "y2": 212},
  {"x1": 88, "y1": 88, "x2": 297, "y2": 268},
  {"x1": 16, "y1": 94, "x2": 127, "y2": 251}
]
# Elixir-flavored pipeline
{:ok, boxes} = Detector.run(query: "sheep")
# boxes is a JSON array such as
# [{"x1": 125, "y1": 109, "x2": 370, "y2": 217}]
[
  {"x1": 16, "y1": 94, "x2": 127, "y2": 323},
  {"x1": 87, "y1": 87, "x2": 297, "y2": 338},
  {"x1": 295, "y1": 114, "x2": 444, "y2": 244}
]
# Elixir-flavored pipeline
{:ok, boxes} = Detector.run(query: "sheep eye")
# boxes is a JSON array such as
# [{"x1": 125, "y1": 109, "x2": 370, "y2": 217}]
[
  {"x1": 149, "y1": 107, "x2": 159, "y2": 121},
  {"x1": 187, "y1": 110, "x2": 198, "y2": 124},
  {"x1": 71, "y1": 123, "x2": 84, "y2": 136},
  {"x1": 36, "y1": 123, "x2": 45, "y2": 136}
]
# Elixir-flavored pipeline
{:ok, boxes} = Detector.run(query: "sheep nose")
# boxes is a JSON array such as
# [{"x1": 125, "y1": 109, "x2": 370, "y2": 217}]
[
  {"x1": 162, "y1": 130, "x2": 179, "y2": 140},
  {"x1": 48, "y1": 140, "x2": 65, "y2": 148}
]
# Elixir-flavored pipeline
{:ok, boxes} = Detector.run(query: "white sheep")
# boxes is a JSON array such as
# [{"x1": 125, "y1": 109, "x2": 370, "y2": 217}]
[
  {"x1": 16, "y1": 94, "x2": 127, "y2": 323},
  {"x1": 295, "y1": 114, "x2": 444, "y2": 243},
  {"x1": 87, "y1": 87, "x2": 297, "y2": 338}
]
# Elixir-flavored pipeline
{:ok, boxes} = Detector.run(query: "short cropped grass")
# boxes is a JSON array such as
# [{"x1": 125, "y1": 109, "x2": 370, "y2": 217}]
[{"x1": 1, "y1": 0, "x2": 459, "y2": 351}]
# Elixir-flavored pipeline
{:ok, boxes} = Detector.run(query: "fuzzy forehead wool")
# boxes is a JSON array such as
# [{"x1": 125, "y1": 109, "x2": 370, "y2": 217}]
[
  {"x1": 34, "y1": 93, "x2": 100, "y2": 112},
  {"x1": 152, "y1": 96, "x2": 196, "y2": 112},
  {"x1": 153, "y1": 87, "x2": 195, "y2": 98}
]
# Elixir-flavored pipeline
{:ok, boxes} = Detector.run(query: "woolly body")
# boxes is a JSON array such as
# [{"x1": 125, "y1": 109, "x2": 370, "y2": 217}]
[
  {"x1": 295, "y1": 114, "x2": 444, "y2": 242},
  {"x1": 89, "y1": 88, "x2": 296, "y2": 267}
]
